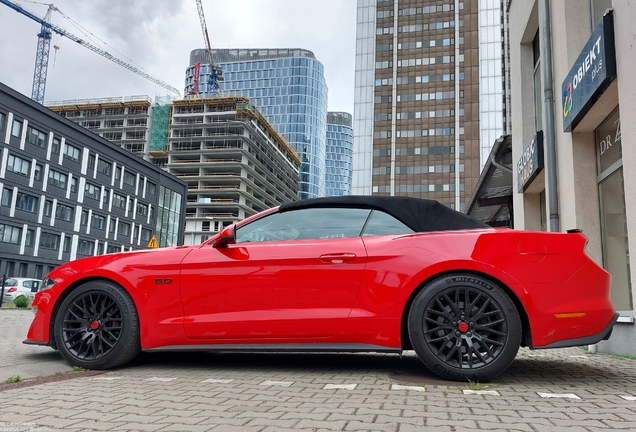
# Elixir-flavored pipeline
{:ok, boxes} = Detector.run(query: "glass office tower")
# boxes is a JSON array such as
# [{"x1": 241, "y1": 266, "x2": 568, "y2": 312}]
[
  {"x1": 185, "y1": 49, "x2": 328, "y2": 199},
  {"x1": 325, "y1": 112, "x2": 353, "y2": 196}
]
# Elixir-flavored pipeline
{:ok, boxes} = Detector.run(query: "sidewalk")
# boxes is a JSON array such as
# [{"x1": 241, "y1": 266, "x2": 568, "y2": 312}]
[
  {"x1": 2, "y1": 309, "x2": 636, "y2": 431},
  {"x1": 0, "y1": 308, "x2": 73, "y2": 382}
]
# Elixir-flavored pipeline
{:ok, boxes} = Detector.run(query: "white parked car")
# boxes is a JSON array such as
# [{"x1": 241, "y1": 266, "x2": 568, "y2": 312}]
[{"x1": 1, "y1": 278, "x2": 41, "y2": 303}]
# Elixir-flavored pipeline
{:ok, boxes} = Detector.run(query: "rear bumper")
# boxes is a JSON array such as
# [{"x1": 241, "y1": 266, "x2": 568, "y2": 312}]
[{"x1": 535, "y1": 312, "x2": 619, "y2": 349}]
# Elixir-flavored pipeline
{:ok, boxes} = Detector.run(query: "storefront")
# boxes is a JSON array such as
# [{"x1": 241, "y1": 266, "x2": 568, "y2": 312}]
[{"x1": 508, "y1": 1, "x2": 636, "y2": 354}]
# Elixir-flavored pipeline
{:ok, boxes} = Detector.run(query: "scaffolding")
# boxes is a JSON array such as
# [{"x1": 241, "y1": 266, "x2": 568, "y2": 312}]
[{"x1": 149, "y1": 95, "x2": 172, "y2": 157}]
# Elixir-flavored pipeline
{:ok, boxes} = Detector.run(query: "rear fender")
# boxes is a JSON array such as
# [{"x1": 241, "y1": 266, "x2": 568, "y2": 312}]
[{"x1": 400, "y1": 260, "x2": 531, "y2": 349}]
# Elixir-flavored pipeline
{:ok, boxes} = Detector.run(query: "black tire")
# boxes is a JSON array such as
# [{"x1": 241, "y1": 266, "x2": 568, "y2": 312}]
[
  {"x1": 54, "y1": 280, "x2": 140, "y2": 369},
  {"x1": 408, "y1": 274, "x2": 521, "y2": 382}
]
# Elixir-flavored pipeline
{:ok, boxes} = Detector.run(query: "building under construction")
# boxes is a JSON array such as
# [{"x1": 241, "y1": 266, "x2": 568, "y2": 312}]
[
  {"x1": 164, "y1": 97, "x2": 300, "y2": 245},
  {"x1": 47, "y1": 96, "x2": 155, "y2": 160}
]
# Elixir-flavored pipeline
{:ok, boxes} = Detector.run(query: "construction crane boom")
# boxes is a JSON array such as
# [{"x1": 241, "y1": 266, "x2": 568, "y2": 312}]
[
  {"x1": 1, "y1": 0, "x2": 181, "y2": 102},
  {"x1": 194, "y1": 0, "x2": 222, "y2": 96},
  {"x1": 195, "y1": 0, "x2": 214, "y2": 68}
]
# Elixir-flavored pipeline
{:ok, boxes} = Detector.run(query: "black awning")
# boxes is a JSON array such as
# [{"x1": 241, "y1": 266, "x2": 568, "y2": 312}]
[{"x1": 466, "y1": 135, "x2": 514, "y2": 228}]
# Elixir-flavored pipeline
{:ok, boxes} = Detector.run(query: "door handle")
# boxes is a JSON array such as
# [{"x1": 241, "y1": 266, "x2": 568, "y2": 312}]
[{"x1": 319, "y1": 253, "x2": 357, "y2": 264}]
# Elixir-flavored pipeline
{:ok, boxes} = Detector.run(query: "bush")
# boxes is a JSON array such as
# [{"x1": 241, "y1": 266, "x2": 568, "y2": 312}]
[{"x1": 13, "y1": 295, "x2": 29, "y2": 308}]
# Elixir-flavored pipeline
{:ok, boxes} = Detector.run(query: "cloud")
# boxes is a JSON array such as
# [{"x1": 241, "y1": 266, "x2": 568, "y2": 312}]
[{"x1": 0, "y1": 0, "x2": 355, "y2": 113}]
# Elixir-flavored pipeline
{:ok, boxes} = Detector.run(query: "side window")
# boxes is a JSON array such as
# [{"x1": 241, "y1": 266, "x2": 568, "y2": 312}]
[
  {"x1": 361, "y1": 210, "x2": 414, "y2": 237},
  {"x1": 236, "y1": 208, "x2": 371, "y2": 243}
]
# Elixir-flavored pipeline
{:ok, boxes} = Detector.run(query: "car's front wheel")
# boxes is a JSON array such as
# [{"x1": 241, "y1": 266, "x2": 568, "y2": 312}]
[
  {"x1": 54, "y1": 280, "x2": 140, "y2": 369},
  {"x1": 408, "y1": 274, "x2": 521, "y2": 382}
]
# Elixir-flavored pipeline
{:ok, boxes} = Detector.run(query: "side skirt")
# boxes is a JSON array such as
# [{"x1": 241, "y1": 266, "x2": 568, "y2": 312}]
[{"x1": 143, "y1": 343, "x2": 402, "y2": 354}]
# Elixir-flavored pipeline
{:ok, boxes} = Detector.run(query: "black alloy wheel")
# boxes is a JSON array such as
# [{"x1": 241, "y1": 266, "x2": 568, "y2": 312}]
[
  {"x1": 55, "y1": 281, "x2": 140, "y2": 369},
  {"x1": 408, "y1": 274, "x2": 521, "y2": 382}
]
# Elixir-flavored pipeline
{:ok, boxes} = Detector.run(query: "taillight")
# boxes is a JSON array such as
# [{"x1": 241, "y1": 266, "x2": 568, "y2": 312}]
[{"x1": 7, "y1": 287, "x2": 17, "y2": 293}]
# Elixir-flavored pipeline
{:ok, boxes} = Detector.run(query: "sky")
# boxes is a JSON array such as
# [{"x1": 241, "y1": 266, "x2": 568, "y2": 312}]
[{"x1": 0, "y1": 0, "x2": 357, "y2": 113}]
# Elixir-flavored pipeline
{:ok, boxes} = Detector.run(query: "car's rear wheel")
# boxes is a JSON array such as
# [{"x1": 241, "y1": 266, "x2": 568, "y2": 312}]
[
  {"x1": 408, "y1": 274, "x2": 521, "y2": 382},
  {"x1": 54, "y1": 280, "x2": 140, "y2": 369}
]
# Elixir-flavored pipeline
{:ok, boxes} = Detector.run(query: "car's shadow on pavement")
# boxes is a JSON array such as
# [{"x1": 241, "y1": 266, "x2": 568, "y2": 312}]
[{"x1": 123, "y1": 349, "x2": 631, "y2": 387}]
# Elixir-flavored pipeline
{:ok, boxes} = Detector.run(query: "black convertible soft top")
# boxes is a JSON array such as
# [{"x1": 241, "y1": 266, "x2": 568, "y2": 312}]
[{"x1": 279, "y1": 196, "x2": 491, "y2": 233}]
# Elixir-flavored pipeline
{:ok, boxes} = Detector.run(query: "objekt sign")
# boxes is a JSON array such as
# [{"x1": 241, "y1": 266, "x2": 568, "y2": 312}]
[{"x1": 562, "y1": 12, "x2": 616, "y2": 132}]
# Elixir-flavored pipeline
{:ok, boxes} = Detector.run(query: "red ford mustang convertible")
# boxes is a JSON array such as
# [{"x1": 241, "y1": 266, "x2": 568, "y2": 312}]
[{"x1": 25, "y1": 196, "x2": 618, "y2": 381}]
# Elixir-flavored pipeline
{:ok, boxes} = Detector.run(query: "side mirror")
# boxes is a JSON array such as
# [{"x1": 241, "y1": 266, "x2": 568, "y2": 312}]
[{"x1": 213, "y1": 224, "x2": 236, "y2": 248}]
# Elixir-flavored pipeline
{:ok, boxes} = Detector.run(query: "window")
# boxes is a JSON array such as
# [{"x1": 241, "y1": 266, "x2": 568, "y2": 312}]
[
  {"x1": 48, "y1": 169, "x2": 68, "y2": 189},
  {"x1": 81, "y1": 210, "x2": 89, "y2": 226},
  {"x1": 102, "y1": 189, "x2": 110, "y2": 206},
  {"x1": 63, "y1": 236, "x2": 70, "y2": 253},
  {"x1": 533, "y1": 31, "x2": 543, "y2": 132},
  {"x1": 0, "y1": 112, "x2": 5, "y2": 130},
  {"x1": 91, "y1": 214, "x2": 105, "y2": 230},
  {"x1": 141, "y1": 228, "x2": 151, "y2": 242},
  {"x1": 137, "y1": 202, "x2": 148, "y2": 217},
  {"x1": 26, "y1": 126, "x2": 47, "y2": 148},
  {"x1": 596, "y1": 108, "x2": 631, "y2": 313},
  {"x1": 123, "y1": 171, "x2": 136, "y2": 186},
  {"x1": 12, "y1": 119, "x2": 22, "y2": 138},
  {"x1": 1, "y1": 189, "x2": 12, "y2": 207},
  {"x1": 591, "y1": 0, "x2": 612, "y2": 28},
  {"x1": 71, "y1": 177, "x2": 78, "y2": 193},
  {"x1": 15, "y1": 192, "x2": 38, "y2": 213},
  {"x1": 0, "y1": 223, "x2": 21, "y2": 244},
  {"x1": 6, "y1": 155, "x2": 31, "y2": 176},
  {"x1": 88, "y1": 154, "x2": 95, "y2": 169},
  {"x1": 25, "y1": 229, "x2": 35, "y2": 247},
  {"x1": 97, "y1": 242, "x2": 104, "y2": 255},
  {"x1": 39, "y1": 232, "x2": 60, "y2": 250},
  {"x1": 85, "y1": 182, "x2": 101, "y2": 200},
  {"x1": 97, "y1": 159, "x2": 112, "y2": 176},
  {"x1": 63, "y1": 143, "x2": 80, "y2": 162},
  {"x1": 236, "y1": 208, "x2": 371, "y2": 243},
  {"x1": 34, "y1": 164, "x2": 43, "y2": 181},
  {"x1": 361, "y1": 211, "x2": 414, "y2": 237},
  {"x1": 51, "y1": 138, "x2": 61, "y2": 155},
  {"x1": 55, "y1": 203, "x2": 74, "y2": 222},
  {"x1": 43, "y1": 200, "x2": 52, "y2": 217},
  {"x1": 115, "y1": 166, "x2": 122, "y2": 180},
  {"x1": 77, "y1": 239, "x2": 94, "y2": 256},
  {"x1": 113, "y1": 193, "x2": 126, "y2": 209},
  {"x1": 107, "y1": 244, "x2": 121, "y2": 253},
  {"x1": 118, "y1": 222, "x2": 131, "y2": 236},
  {"x1": 146, "y1": 181, "x2": 156, "y2": 195}
]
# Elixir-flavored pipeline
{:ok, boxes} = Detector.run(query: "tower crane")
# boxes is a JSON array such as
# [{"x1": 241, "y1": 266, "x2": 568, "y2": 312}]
[
  {"x1": 193, "y1": 0, "x2": 223, "y2": 96},
  {"x1": 0, "y1": 0, "x2": 181, "y2": 104}
]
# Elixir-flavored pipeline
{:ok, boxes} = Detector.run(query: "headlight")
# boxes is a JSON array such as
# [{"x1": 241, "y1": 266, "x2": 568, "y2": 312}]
[{"x1": 39, "y1": 276, "x2": 56, "y2": 292}]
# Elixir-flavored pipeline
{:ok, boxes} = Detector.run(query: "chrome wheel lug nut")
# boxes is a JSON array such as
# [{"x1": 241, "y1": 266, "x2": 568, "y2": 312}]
[{"x1": 455, "y1": 331, "x2": 461, "y2": 337}]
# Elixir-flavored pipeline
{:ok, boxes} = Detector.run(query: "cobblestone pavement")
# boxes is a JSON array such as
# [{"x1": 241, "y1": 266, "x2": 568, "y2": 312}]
[{"x1": 1, "y1": 310, "x2": 636, "y2": 431}]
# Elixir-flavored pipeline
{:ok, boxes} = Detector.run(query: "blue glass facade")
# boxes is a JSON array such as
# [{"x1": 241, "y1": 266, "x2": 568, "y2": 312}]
[
  {"x1": 325, "y1": 112, "x2": 353, "y2": 196},
  {"x1": 185, "y1": 49, "x2": 328, "y2": 199}
]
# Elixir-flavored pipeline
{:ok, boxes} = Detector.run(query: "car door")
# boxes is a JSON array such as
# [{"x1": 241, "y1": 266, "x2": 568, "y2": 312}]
[
  {"x1": 19, "y1": 280, "x2": 32, "y2": 298},
  {"x1": 180, "y1": 207, "x2": 371, "y2": 340}
]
